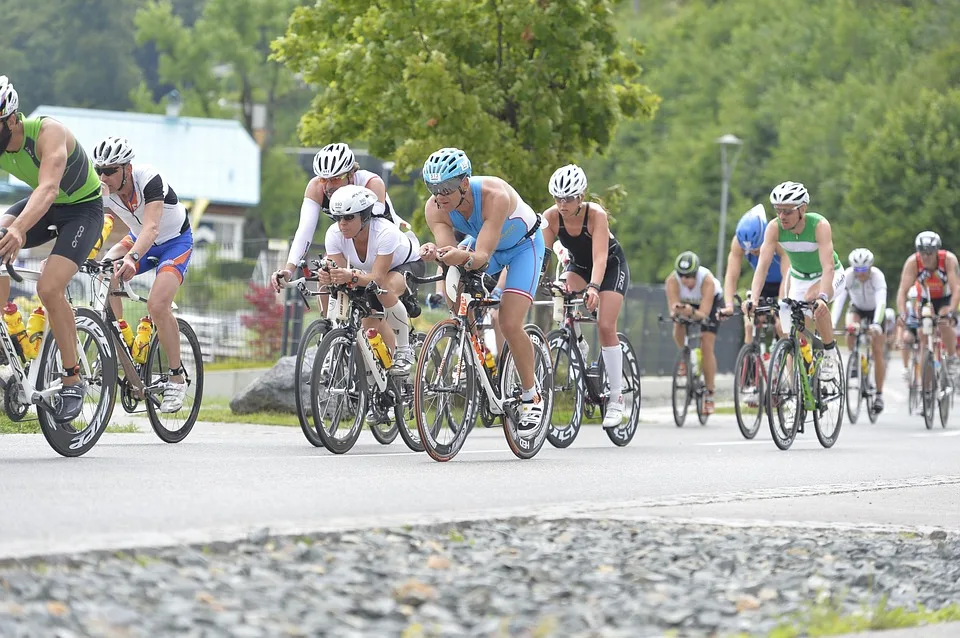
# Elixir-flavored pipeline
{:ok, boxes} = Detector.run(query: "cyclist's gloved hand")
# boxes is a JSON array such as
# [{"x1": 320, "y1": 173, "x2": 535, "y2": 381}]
[{"x1": 491, "y1": 287, "x2": 503, "y2": 302}]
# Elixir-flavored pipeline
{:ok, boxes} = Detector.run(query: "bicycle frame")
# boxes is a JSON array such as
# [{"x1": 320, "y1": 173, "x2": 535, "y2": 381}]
[
  {"x1": 454, "y1": 288, "x2": 510, "y2": 415},
  {"x1": 539, "y1": 284, "x2": 605, "y2": 399}
]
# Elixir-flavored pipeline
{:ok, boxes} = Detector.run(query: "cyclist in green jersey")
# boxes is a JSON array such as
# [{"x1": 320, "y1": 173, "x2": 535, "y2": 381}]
[
  {"x1": 0, "y1": 76, "x2": 104, "y2": 423},
  {"x1": 745, "y1": 181, "x2": 845, "y2": 383}
]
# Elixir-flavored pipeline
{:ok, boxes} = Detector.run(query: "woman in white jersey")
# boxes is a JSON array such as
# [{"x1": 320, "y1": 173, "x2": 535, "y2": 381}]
[
  {"x1": 92, "y1": 136, "x2": 193, "y2": 414},
  {"x1": 316, "y1": 185, "x2": 424, "y2": 373},
  {"x1": 665, "y1": 251, "x2": 723, "y2": 414},
  {"x1": 271, "y1": 142, "x2": 415, "y2": 290},
  {"x1": 829, "y1": 248, "x2": 888, "y2": 413}
]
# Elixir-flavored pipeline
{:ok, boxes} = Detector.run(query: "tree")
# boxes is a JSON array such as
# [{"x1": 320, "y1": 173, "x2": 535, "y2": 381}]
[
  {"x1": 844, "y1": 89, "x2": 960, "y2": 277},
  {"x1": 272, "y1": 0, "x2": 659, "y2": 219}
]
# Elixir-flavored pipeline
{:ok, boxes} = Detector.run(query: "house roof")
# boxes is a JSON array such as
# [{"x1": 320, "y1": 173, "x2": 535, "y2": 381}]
[{"x1": 6, "y1": 106, "x2": 260, "y2": 207}]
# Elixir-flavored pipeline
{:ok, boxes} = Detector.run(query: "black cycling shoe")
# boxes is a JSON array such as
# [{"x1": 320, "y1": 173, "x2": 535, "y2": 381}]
[
  {"x1": 872, "y1": 395, "x2": 884, "y2": 414},
  {"x1": 53, "y1": 381, "x2": 88, "y2": 424}
]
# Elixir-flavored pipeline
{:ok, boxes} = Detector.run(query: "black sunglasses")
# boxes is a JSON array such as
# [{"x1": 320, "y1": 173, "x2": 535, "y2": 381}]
[
  {"x1": 95, "y1": 166, "x2": 120, "y2": 176},
  {"x1": 335, "y1": 214, "x2": 358, "y2": 222}
]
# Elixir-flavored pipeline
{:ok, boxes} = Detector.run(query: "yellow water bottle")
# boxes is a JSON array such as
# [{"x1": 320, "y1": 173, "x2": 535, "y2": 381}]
[
  {"x1": 87, "y1": 214, "x2": 115, "y2": 259},
  {"x1": 366, "y1": 328, "x2": 392, "y2": 369},
  {"x1": 694, "y1": 347, "x2": 703, "y2": 376},
  {"x1": 132, "y1": 315, "x2": 154, "y2": 364},
  {"x1": 117, "y1": 319, "x2": 135, "y2": 350},
  {"x1": 799, "y1": 336, "x2": 813, "y2": 374},
  {"x1": 484, "y1": 349, "x2": 496, "y2": 370},
  {"x1": 25, "y1": 306, "x2": 46, "y2": 359},
  {"x1": 2, "y1": 303, "x2": 35, "y2": 360}
]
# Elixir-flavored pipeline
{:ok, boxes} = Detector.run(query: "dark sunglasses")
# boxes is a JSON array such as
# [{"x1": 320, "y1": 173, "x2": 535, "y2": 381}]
[
  {"x1": 95, "y1": 166, "x2": 120, "y2": 176},
  {"x1": 335, "y1": 214, "x2": 358, "y2": 223},
  {"x1": 425, "y1": 176, "x2": 464, "y2": 197},
  {"x1": 554, "y1": 195, "x2": 581, "y2": 204}
]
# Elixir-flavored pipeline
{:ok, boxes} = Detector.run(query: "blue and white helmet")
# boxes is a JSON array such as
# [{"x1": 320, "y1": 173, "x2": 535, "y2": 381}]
[
  {"x1": 735, "y1": 204, "x2": 766, "y2": 252},
  {"x1": 422, "y1": 148, "x2": 472, "y2": 185}
]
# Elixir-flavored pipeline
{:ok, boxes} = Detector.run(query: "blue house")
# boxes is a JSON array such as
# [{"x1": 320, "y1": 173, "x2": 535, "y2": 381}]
[{"x1": 6, "y1": 105, "x2": 260, "y2": 260}]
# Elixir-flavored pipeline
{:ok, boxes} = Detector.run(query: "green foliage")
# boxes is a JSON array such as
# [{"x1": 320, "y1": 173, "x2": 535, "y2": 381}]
[
  {"x1": 770, "y1": 596, "x2": 960, "y2": 637},
  {"x1": 252, "y1": 147, "x2": 311, "y2": 238},
  {"x1": 273, "y1": 0, "x2": 660, "y2": 213}
]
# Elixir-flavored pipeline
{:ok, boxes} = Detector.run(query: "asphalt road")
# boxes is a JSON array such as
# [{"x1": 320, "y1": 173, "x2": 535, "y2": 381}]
[{"x1": 1, "y1": 370, "x2": 958, "y2": 560}]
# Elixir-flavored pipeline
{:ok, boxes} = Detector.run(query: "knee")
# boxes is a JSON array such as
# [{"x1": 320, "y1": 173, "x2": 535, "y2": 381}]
[
  {"x1": 147, "y1": 297, "x2": 169, "y2": 318},
  {"x1": 597, "y1": 320, "x2": 617, "y2": 342},
  {"x1": 36, "y1": 279, "x2": 65, "y2": 306}
]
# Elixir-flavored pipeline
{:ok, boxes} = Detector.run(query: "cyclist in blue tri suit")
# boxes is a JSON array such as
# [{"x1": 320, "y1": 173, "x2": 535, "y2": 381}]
[
  {"x1": 418, "y1": 148, "x2": 546, "y2": 437},
  {"x1": 721, "y1": 204, "x2": 790, "y2": 341}
]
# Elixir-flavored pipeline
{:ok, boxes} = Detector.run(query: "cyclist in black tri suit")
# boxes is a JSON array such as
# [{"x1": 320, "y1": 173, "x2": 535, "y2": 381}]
[{"x1": 541, "y1": 164, "x2": 630, "y2": 428}]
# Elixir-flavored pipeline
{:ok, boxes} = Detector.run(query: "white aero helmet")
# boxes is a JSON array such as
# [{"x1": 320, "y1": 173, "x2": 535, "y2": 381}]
[
  {"x1": 548, "y1": 164, "x2": 587, "y2": 199},
  {"x1": 915, "y1": 231, "x2": 942, "y2": 252},
  {"x1": 92, "y1": 136, "x2": 135, "y2": 167},
  {"x1": 848, "y1": 248, "x2": 874, "y2": 271},
  {"x1": 770, "y1": 181, "x2": 810, "y2": 206},
  {"x1": 313, "y1": 142, "x2": 356, "y2": 178},
  {"x1": 328, "y1": 184, "x2": 378, "y2": 223},
  {"x1": 0, "y1": 76, "x2": 19, "y2": 118}
]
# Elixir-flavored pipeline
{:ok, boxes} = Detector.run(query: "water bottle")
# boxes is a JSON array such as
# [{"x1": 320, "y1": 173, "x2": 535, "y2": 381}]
[
  {"x1": 366, "y1": 328, "x2": 392, "y2": 369},
  {"x1": 799, "y1": 335, "x2": 813, "y2": 375},
  {"x1": 132, "y1": 316, "x2": 154, "y2": 364},
  {"x1": 577, "y1": 335, "x2": 589, "y2": 361},
  {"x1": 25, "y1": 306, "x2": 46, "y2": 359},
  {"x1": 87, "y1": 214, "x2": 115, "y2": 260},
  {"x1": 117, "y1": 319, "x2": 135, "y2": 350},
  {"x1": 2, "y1": 303, "x2": 36, "y2": 360},
  {"x1": 690, "y1": 347, "x2": 702, "y2": 376}
]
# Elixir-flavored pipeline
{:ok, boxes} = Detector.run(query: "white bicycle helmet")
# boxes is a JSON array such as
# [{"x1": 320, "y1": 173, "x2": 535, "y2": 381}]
[
  {"x1": 548, "y1": 164, "x2": 588, "y2": 198},
  {"x1": 92, "y1": 136, "x2": 135, "y2": 167},
  {"x1": 770, "y1": 181, "x2": 810, "y2": 206},
  {"x1": 915, "y1": 231, "x2": 942, "y2": 252},
  {"x1": 0, "y1": 76, "x2": 19, "y2": 118},
  {"x1": 848, "y1": 248, "x2": 874, "y2": 271},
  {"x1": 328, "y1": 184, "x2": 378, "y2": 222},
  {"x1": 313, "y1": 143, "x2": 357, "y2": 178}
]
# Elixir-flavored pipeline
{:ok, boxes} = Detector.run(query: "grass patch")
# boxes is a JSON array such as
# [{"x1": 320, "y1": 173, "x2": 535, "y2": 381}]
[
  {"x1": 203, "y1": 358, "x2": 275, "y2": 372},
  {"x1": 197, "y1": 402, "x2": 300, "y2": 427},
  {"x1": 769, "y1": 597, "x2": 960, "y2": 637},
  {"x1": 0, "y1": 414, "x2": 141, "y2": 434}
]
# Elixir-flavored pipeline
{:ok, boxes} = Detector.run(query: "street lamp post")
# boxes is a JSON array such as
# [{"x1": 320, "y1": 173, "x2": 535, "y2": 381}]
[{"x1": 715, "y1": 133, "x2": 743, "y2": 277}]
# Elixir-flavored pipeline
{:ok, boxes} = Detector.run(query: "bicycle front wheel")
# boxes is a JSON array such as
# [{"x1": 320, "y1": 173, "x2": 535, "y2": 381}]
[
  {"x1": 36, "y1": 308, "x2": 117, "y2": 457},
  {"x1": 310, "y1": 328, "x2": 366, "y2": 454},
  {"x1": 671, "y1": 349, "x2": 692, "y2": 427},
  {"x1": 395, "y1": 331, "x2": 426, "y2": 452},
  {"x1": 294, "y1": 319, "x2": 331, "y2": 447},
  {"x1": 812, "y1": 350, "x2": 844, "y2": 448},
  {"x1": 939, "y1": 363, "x2": 951, "y2": 428},
  {"x1": 767, "y1": 338, "x2": 801, "y2": 451},
  {"x1": 922, "y1": 353, "x2": 936, "y2": 430},
  {"x1": 602, "y1": 332, "x2": 642, "y2": 447},
  {"x1": 845, "y1": 349, "x2": 861, "y2": 424},
  {"x1": 414, "y1": 320, "x2": 476, "y2": 462},
  {"x1": 144, "y1": 318, "x2": 204, "y2": 443},
  {"x1": 546, "y1": 328, "x2": 585, "y2": 448}
]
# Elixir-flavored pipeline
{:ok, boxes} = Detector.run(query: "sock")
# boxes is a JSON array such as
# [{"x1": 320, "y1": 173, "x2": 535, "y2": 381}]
[
  {"x1": 383, "y1": 302, "x2": 409, "y2": 347},
  {"x1": 601, "y1": 345, "x2": 623, "y2": 396},
  {"x1": 824, "y1": 340, "x2": 837, "y2": 350},
  {"x1": 521, "y1": 387, "x2": 536, "y2": 402}
]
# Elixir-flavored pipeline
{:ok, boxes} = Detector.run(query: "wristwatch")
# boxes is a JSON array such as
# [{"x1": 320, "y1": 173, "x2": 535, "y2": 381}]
[
  {"x1": 350, "y1": 271, "x2": 359, "y2": 285},
  {"x1": 128, "y1": 251, "x2": 140, "y2": 262}
]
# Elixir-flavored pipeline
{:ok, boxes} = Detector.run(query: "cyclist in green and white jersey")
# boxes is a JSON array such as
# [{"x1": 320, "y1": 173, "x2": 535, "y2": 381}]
[
  {"x1": 0, "y1": 76, "x2": 104, "y2": 423},
  {"x1": 745, "y1": 181, "x2": 845, "y2": 383}
]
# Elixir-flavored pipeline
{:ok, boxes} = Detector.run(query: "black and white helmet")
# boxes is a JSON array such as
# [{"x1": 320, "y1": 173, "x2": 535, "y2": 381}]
[
  {"x1": 770, "y1": 181, "x2": 810, "y2": 206},
  {"x1": 915, "y1": 231, "x2": 942, "y2": 252},
  {"x1": 313, "y1": 143, "x2": 357, "y2": 178},
  {"x1": 0, "y1": 75, "x2": 19, "y2": 119},
  {"x1": 848, "y1": 248, "x2": 874, "y2": 270},
  {"x1": 329, "y1": 185, "x2": 377, "y2": 223},
  {"x1": 548, "y1": 164, "x2": 588, "y2": 198},
  {"x1": 92, "y1": 136, "x2": 135, "y2": 167}
]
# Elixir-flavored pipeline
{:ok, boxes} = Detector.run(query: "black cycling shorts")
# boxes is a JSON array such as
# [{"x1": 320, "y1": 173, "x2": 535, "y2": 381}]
[
  {"x1": 760, "y1": 280, "x2": 781, "y2": 302},
  {"x1": 368, "y1": 260, "x2": 426, "y2": 311},
  {"x1": 689, "y1": 294, "x2": 724, "y2": 334},
  {"x1": 4, "y1": 196, "x2": 103, "y2": 267},
  {"x1": 564, "y1": 247, "x2": 630, "y2": 295}
]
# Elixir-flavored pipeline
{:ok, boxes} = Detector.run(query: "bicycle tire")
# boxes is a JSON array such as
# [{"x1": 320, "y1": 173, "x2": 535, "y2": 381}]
[
  {"x1": 845, "y1": 349, "x2": 861, "y2": 424},
  {"x1": 395, "y1": 331, "x2": 426, "y2": 452},
  {"x1": 499, "y1": 324, "x2": 552, "y2": 460},
  {"x1": 546, "y1": 328, "x2": 585, "y2": 448},
  {"x1": 812, "y1": 351, "x2": 844, "y2": 448},
  {"x1": 767, "y1": 338, "x2": 801, "y2": 451},
  {"x1": 733, "y1": 343, "x2": 763, "y2": 439},
  {"x1": 939, "y1": 363, "x2": 951, "y2": 428},
  {"x1": 310, "y1": 328, "x2": 366, "y2": 454},
  {"x1": 294, "y1": 319, "x2": 331, "y2": 447},
  {"x1": 671, "y1": 348, "x2": 691, "y2": 427},
  {"x1": 144, "y1": 318, "x2": 204, "y2": 443},
  {"x1": 601, "y1": 332, "x2": 642, "y2": 447},
  {"x1": 36, "y1": 308, "x2": 117, "y2": 457},
  {"x1": 922, "y1": 353, "x2": 936, "y2": 430}
]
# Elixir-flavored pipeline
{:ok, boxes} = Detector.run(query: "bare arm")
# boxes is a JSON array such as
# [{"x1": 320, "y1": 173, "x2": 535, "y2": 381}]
[
  {"x1": 948, "y1": 252, "x2": 960, "y2": 313},
  {"x1": 811, "y1": 219, "x2": 836, "y2": 302},
  {"x1": 540, "y1": 208, "x2": 559, "y2": 277},
  {"x1": 9, "y1": 120, "x2": 67, "y2": 235},
  {"x1": 777, "y1": 245, "x2": 791, "y2": 298},
  {"x1": 698, "y1": 275, "x2": 716, "y2": 318},
  {"x1": 665, "y1": 274, "x2": 681, "y2": 314},
  {"x1": 424, "y1": 199, "x2": 458, "y2": 250},
  {"x1": 749, "y1": 221, "x2": 779, "y2": 302},
  {"x1": 587, "y1": 206, "x2": 611, "y2": 287},
  {"x1": 897, "y1": 256, "x2": 917, "y2": 316},
  {"x1": 723, "y1": 235, "x2": 743, "y2": 307},
  {"x1": 127, "y1": 201, "x2": 161, "y2": 258}
]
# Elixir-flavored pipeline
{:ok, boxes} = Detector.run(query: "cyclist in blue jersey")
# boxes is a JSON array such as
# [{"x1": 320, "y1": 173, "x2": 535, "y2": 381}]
[
  {"x1": 418, "y1": 148, "x2": 546, "y2": 437},
  {"x1": 721, "y1": 204, "x2": 790, "y2": 341}
]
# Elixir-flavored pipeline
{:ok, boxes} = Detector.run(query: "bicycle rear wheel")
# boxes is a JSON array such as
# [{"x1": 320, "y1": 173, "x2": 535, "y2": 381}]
[
  {"x1": 602, "y1": 332, "x2": 642, "y2": 447},
  {"x1": 144, "y1": 318, "x2": 204, "y2": 443},
  {"x1": 546, "y1": 329, "x2": 585, "y2": 448},
  {"x1": 922, "y1": 353, "x2": 936, "y2": 430},
  {"x1": 499, "y1": 324, "x2": 552, "y2": 460},
  {"x1": 767, "y1": 338, "x2": 801, "y2": 451},
  {"x1": 414, "y1": 320, "x2": 475, "y2": 462},
  {"x1": 395, "y1": 331, "x2": 426, "y2": 452},
  {"x1": 939, "y1": 363, "x2": 951, "y2": 428},
  {"x1": 36, "y1": 308, "x2": 117, "y2": 457},
  {"x1": 812, "y1": 351, "x2": 844, "y2": 448},
  {"x1": 733, "y1": 343, "x2": 763, "y2": 439},
  {"x1": 866, "y1": 355, "x2": 879, "y2": 424}
]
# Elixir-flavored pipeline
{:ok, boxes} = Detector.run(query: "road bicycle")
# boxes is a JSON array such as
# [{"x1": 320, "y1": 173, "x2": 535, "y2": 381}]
[
  {"x1": 732, "y1": 294, "x2": 778, "y2": 439},
  {"x1": 844, "y1": 317, "x2": 880, "y2": 425}
]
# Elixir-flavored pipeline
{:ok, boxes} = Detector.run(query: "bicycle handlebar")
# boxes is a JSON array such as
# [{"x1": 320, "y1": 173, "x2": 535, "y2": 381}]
[{"x1": 5, "y1": 262, "x2": 22, "y2": 283}]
